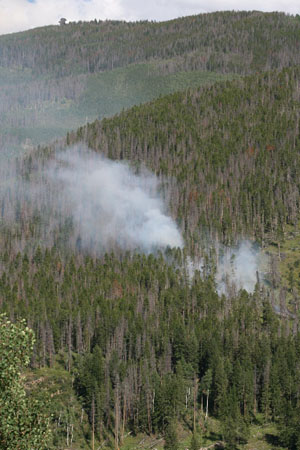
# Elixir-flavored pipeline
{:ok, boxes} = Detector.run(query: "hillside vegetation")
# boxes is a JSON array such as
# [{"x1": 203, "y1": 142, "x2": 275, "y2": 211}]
[
  {"x1": 0, "y1": 62, "x2": 234, "y2": 155},
  {"x1": 1, "y1": 247, "x2": 300, "y2": 449},
  {"x1": 1, "y1": 10, "x2": 300, "y2": 153},
  {"x1": 0, "y1": 63, "x2": 299, "y2": 447},
  {"x1": 2, "y1": 10, "x2": 300, "y2": 450},
  {"x1": 1, "y1": 12, "x2": 300, "y2": 77},
  {"x1": 64, "y1": 66, "x2": 300, "y2": 245}
]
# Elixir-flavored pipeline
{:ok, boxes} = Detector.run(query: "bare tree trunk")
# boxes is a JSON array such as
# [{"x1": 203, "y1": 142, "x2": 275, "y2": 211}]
[
  {"x1": 67, "y1": 318, "x2": 72, "y2": 372},
  {"x1": 253, "y1": 367, "x2": 257, "y2": 415},
  {"x1": 193, "y1": 376, "x2": 198, "y2": 432},
  {"x1": 66, "y1": 424, "x2": 69, "y2": 447},
  {"x1": 115, "y1": 382, "x2": 120, "y2": 450},
  {"x1": 205, "y1": 389, "x2": 209, "y2": 420},
  {"x1": 92, "y1": 396, "x2": 95, "y2": 450},
  {"x1": 121, "y1": 387, "x2": 126, "y2": 446}
]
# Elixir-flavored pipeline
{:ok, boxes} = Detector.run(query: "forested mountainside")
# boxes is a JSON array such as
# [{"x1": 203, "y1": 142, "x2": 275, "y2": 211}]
[
  {"x1": 1, "y1": 11, "x2": 300, "y2": 77},
  {"x1": 64, "y1": 65, "x2": 300, "y2": 245},
  {"x1": 2, "y1": 11, "x2": 300, "y2": 450},
  {"x1": 0, "y1": 63, "x2": 233, "y2": 155},
  {"x1": 2, "y1": 64, "x2": 300, "y2": 448},
  {"x1": 1, "y1": 10, "x2": 300, "y2": 154},
  {"x1": 1, "y1": 248, "x2": 300, "y2": 449},
  {"x1": 4, "y1": 66, "x2": 300, "y2": 257}
]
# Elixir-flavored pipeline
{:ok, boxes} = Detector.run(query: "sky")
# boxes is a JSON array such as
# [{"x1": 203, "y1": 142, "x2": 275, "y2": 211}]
[{"x1": 0, "y1": 0, "x2": 298, "y2": 35}]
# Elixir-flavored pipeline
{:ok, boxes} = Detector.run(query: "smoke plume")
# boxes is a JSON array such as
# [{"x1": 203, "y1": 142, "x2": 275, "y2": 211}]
[
  {"x1": 186, "y1": 241, "x2": 267, "y2": 294},
  {"x1": 48, "y1": 147, "x2": 183, "y2": 252},
  {"x1": 215, "y1": 241, "x2": 266, "y2": 294},
  {"x1": 1, "y1": 146, "x2": 268, "y2": 294}
]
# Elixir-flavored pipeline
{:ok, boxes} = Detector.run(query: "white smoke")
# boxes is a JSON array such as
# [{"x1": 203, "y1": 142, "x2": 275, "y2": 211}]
[
  {"x1": 0, "y1": 147, "x2": 268, "y2": 291},
  {"x1": 215, "y1": 241, "x2": 264, "y2": 294},
  {"x1": 48, "y1": 147, "x2": 183, "y2": 252},
  {"x1": 187, "y1": 241, "x2": 267, "y2": 294}
]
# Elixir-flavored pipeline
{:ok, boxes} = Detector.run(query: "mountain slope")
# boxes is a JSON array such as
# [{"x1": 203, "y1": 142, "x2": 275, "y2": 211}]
[
  {"x1": 0, "y1": 62, "x2": 234, "y2": 156},
  {"x1": 1, "y1": 10, "x2": 300, "y2": 154},
  {"x1": 2, "y1": 12, "x2": 300, "y2": 450},
  {"x1": 1, "y1": 11, "x2": 300, "y2": 77},
  {"x1": 3, "y1": 66, "x2": 299, "y2": 255},
  {"x1": 61, "y1": 65, "x2": 300, "y2": 245}
]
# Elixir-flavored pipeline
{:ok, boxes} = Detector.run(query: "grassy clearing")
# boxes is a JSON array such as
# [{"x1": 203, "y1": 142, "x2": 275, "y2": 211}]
[{"x1": 120, "y1": 416, "x2": 284, "y2": 450}]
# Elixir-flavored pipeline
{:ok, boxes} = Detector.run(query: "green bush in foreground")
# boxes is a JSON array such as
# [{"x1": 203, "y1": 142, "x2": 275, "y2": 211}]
[{"x1": 0, "y1": 313, "x2": 51, "y2": 449}]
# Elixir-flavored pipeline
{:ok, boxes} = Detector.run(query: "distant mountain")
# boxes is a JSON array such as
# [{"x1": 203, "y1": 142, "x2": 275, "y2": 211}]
[
  {"x1": 1, "y1": 11, "x2": 300, "y2": 77},
  {"x1": 0, "y1": 62, "x2": 234, "y2": 156},
  {"x1": 0, "y1": 11, "x2": 300, "y2": 154}
]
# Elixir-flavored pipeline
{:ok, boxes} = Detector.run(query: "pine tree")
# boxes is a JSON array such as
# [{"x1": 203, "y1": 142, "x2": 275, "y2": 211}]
[
  {"x1": 190, "y1": 431, "x2": 202, "y2": 450},
  {"x1": 164, "y1": 420, "x2": 179, "y2": 450}
]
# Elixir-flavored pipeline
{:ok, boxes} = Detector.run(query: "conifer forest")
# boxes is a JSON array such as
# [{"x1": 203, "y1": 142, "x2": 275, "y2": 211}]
[{"x1": 1, "y1": 10, "x2": 300, "y2": 450}]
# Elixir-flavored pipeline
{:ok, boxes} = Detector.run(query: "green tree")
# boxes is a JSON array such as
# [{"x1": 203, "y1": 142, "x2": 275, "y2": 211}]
[
  {"x1": 221, "y1": 392, "x2": 249, "y2": 450},
  {"x1": 279, "y1": 405, "x2": 300, "y2": 450},
  {"x1": 164, "y1": 420, "x2": 179, "y2": 450},
  {"x1": 0, "y1": 314, "x2": 51, "y2": 449},
  {"x1": 190, "y1": 431, "x2": 202, "y2": 450}
]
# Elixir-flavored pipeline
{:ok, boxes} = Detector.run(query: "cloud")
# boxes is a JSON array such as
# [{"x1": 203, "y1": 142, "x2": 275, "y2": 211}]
[
  {"x1": 0, "y1": 0, "x2": 298, "y2": 35},
  {"x1": 0, "y1": 0, "x2": 124, "y2": 35}
]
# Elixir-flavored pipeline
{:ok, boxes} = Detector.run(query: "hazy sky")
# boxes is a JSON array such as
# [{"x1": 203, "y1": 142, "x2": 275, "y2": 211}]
[{"x1": 0, "y1": 0, "x2": 298, "y2": 35}]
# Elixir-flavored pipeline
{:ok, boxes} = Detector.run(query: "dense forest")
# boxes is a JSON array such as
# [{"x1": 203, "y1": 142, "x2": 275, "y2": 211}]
[
  {"x1": 1, "y1": 10, "x2": 300, "y2": 450},
  {"x1": 66, "y1": 66, "x2": 300, "y2": 245},
  {"x1": 1, "y1": 248, "x2": 300, "y2": 449},
  {"x1": 1, "y1": 10, "x2": 300, "y2": 153},
  {"x1": 0, "y1": 63, "x2": 233, "y2": 155},
  {"x1": 1, "y1": 12, "x2": 300, "y2": 77}
]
